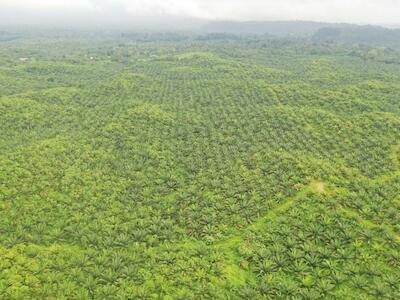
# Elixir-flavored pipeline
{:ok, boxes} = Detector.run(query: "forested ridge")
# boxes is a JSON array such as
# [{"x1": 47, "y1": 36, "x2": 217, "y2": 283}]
[
  {"x1": 0, "y1": 32, "x2": 400, "y2": 299},
  {"x1": 202, "y1": 21, "x2": 400, "y2": 46}
]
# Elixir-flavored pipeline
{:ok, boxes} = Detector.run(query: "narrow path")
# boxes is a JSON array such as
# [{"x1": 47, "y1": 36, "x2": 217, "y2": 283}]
[
  {"x1": 171, "y1": 173, "x2": 400, "y2": 287},
  {"x1": 212, "y1": 184, "x2": 315, "y2": 286},
  {"x1": 213, "y1": 176, "x2": 400, "y2": 285}
]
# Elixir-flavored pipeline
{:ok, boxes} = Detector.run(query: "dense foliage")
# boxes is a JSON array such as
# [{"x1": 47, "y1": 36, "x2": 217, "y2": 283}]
[{"x1": 1, "y1": 32, "x2": 399, "y2": 299}]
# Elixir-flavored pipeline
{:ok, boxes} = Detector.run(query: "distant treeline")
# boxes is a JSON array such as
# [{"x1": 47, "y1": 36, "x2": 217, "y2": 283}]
[
  {"x1": 312, "y1": 26, "x2": 400, "y2": 46},
  {"x1": 202, "y1": 21, "x2": 400, "y2": 46},
  {"x1": 202, "y1": 21, "x2": 333, "y2": 37}
]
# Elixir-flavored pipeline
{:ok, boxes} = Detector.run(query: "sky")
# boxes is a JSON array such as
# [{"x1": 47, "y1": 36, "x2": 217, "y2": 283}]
[{"x1": 1, "y1": 0, "x2": 400, "y2": 27}]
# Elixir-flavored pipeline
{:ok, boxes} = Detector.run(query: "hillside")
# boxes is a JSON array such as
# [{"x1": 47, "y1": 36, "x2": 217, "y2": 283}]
[{"x1": 0, "y1": 32, "x2": 399, "y2": 299}]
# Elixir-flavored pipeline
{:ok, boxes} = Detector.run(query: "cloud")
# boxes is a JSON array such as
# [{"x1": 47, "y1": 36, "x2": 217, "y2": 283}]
[
  {"x1": 2, "y1": 0, "x2": 94, "y2": 12},
  {"x1": 1, "y1": 0, "x2": 400, "y2": 24}
]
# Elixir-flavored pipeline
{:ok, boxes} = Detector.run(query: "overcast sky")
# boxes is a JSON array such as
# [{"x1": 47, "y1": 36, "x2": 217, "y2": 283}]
[{"x1": 1, "y1": 0, "x2": 400, "y2": 26}]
